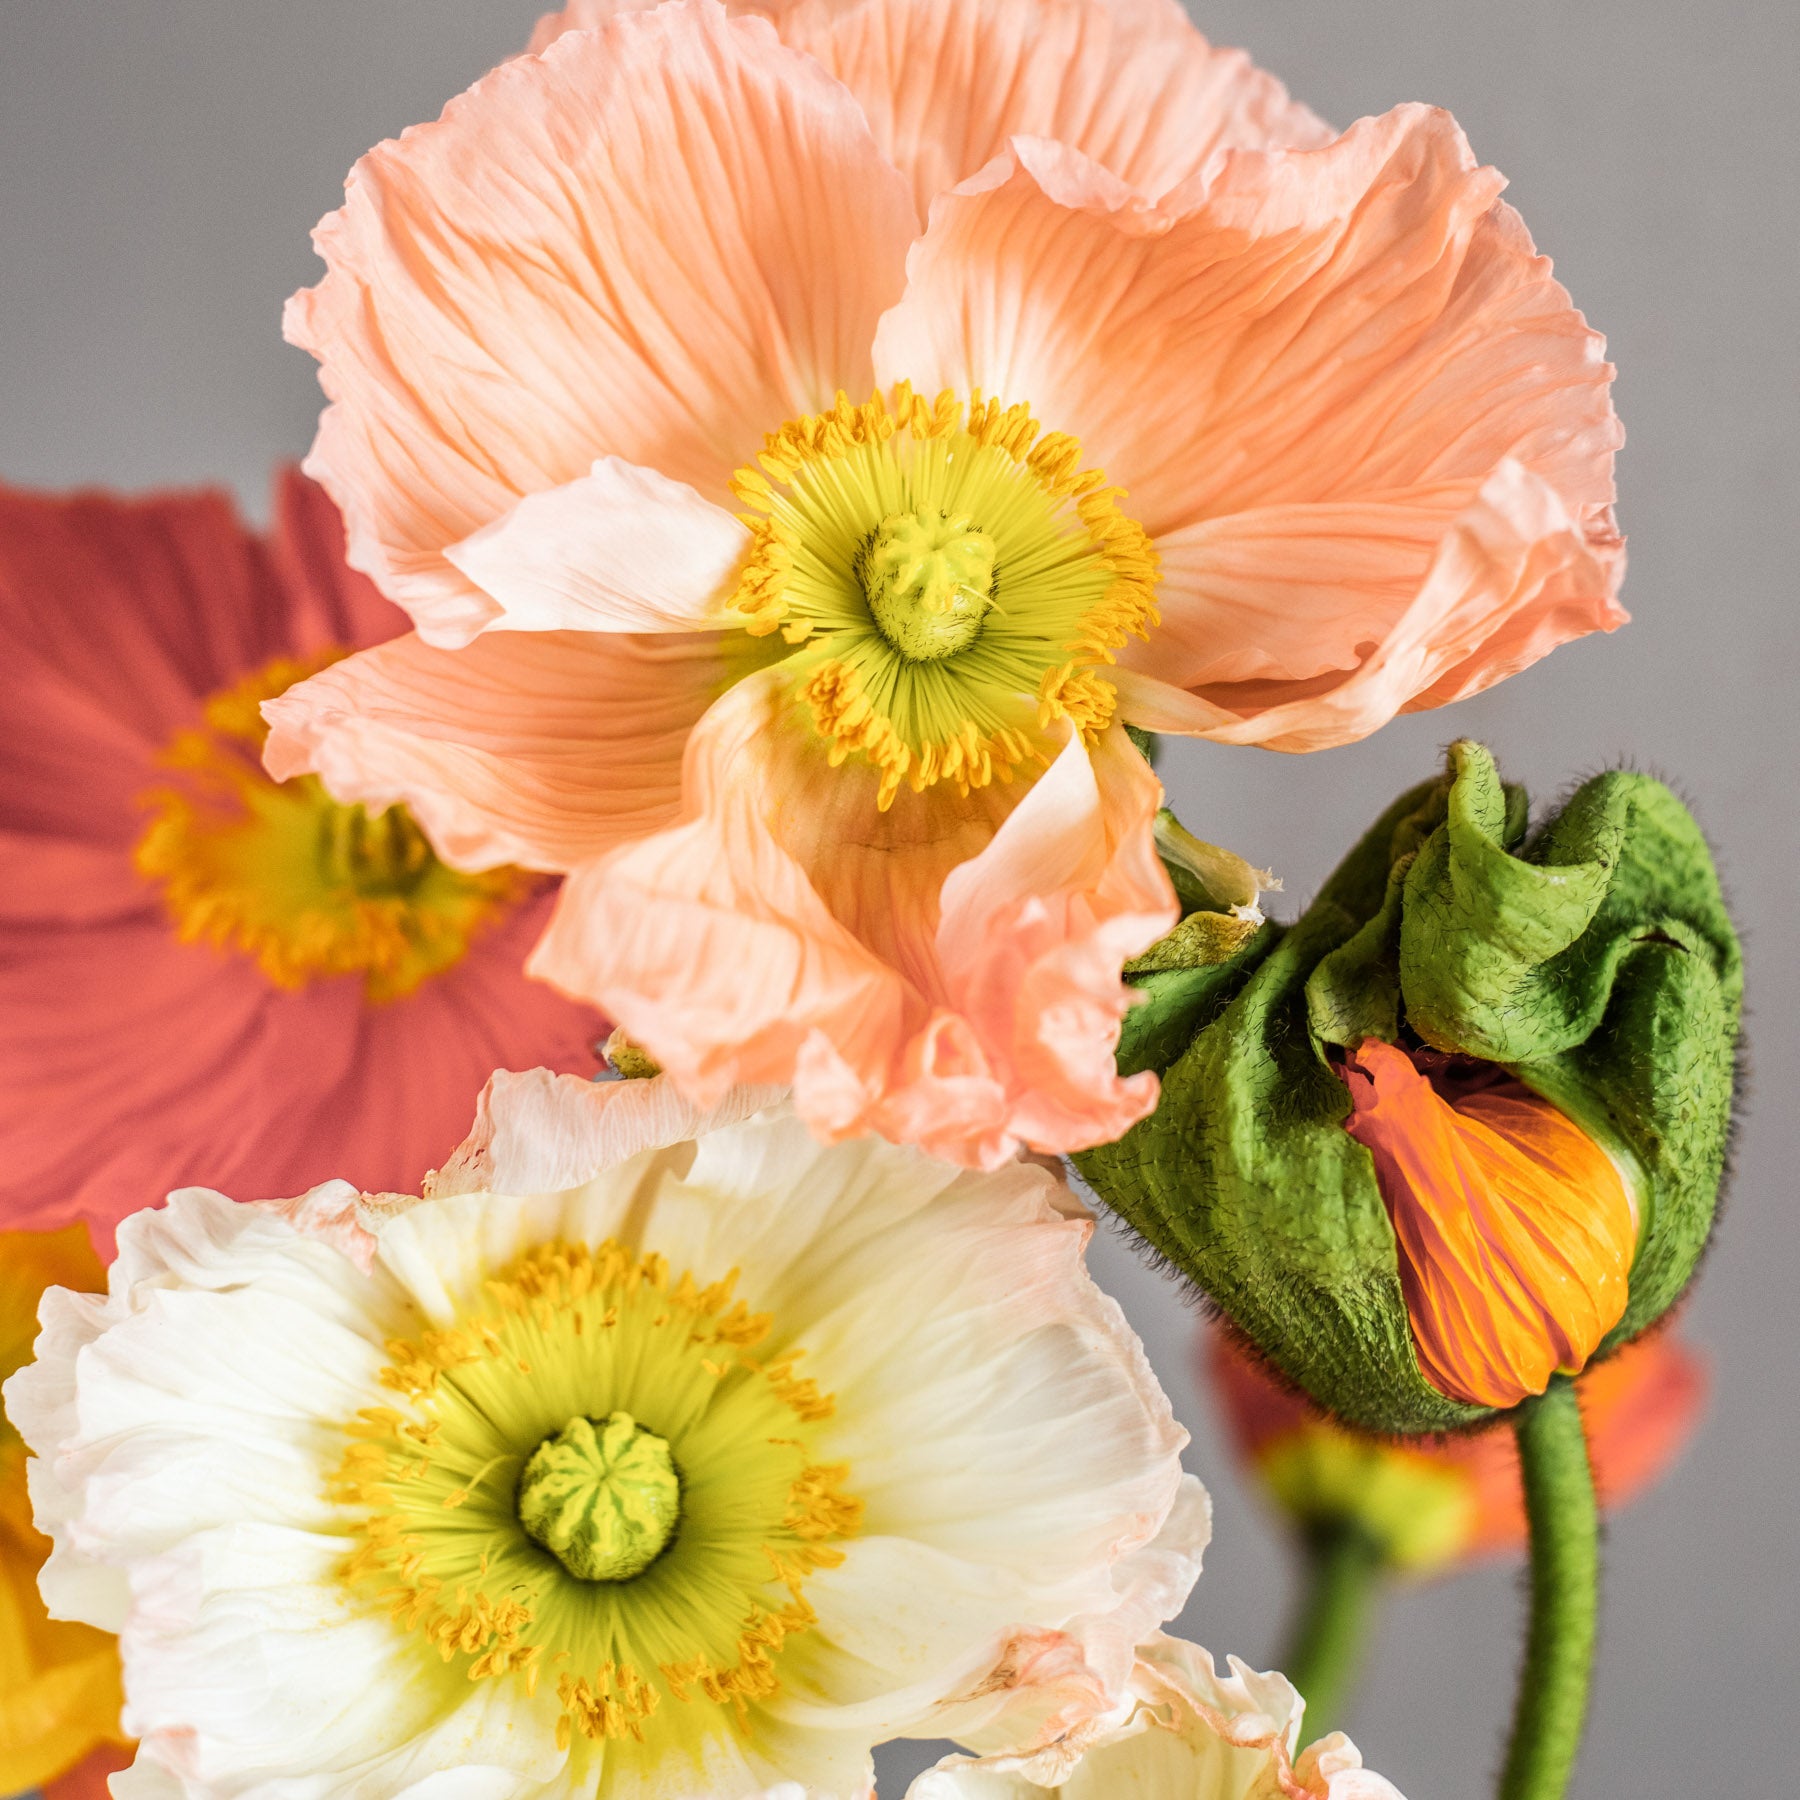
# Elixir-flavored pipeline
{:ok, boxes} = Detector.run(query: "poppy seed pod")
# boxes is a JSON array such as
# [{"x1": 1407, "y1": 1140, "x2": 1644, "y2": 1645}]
[{"x1": 1077, "y1": 741, "x2": 1740, "y2": 1433}]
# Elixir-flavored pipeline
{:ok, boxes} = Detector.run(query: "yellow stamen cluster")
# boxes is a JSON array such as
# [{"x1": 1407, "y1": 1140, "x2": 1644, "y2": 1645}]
[
  {"x1": 728, "y1": 384, "x2": 1160, "y2": 809},
  {"x1": 331, "y1": 1237, "x2": 862, "y2": 1756},
  {"x1": 134, "y1": 651, "x2": 528, "y2": 1000}
]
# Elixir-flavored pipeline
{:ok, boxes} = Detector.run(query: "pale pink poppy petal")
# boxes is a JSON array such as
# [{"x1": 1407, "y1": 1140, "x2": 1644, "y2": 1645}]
[
  {"x1": 533, "y1": 0, "x2": 1327, "y2": 220},
  {"x1": 530, "y1": 671, "x2": 1174, "y2": 1166},
  {"x1": 1114, "y1": 457, "x2": 1625, "y2": 750},
  {"x1": 527, "y1": 0, "x2": 643, "y2": 53},
  {"x1": 1134, "y1": 489, "x2": 1472, "y2": 689},
  {"x1": 876, "y1": 107, "x2": 1622, "y2": 746},
  {"x1": 286, "y1": 0, "x2": 916, "y2": 643},
  {"x1": 445, "y1": 457, "x2": 750, "y2": 634},
  {"x1": 932, "y1": 722, "x2": 1174, "y2": 1153},
  {"x1": 430, "y1": 1066, "x2": 787, "y2": 1197},
  {"x1": 768, "y1": 0, "x2": 1330, "y2": 221},
  {"x1": 529, "y1": 668, "x2": 915, "y2": 1106},
  {"x1": 263, "y1": 628, "x2": 726, "y2": 871}
]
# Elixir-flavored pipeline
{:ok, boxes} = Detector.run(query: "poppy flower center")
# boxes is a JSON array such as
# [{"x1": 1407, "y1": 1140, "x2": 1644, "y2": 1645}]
[
  {"x1": 729, "y1": 384, "x2": 1159, "y2": 809},
  {"x1": 861, "y1": 510, "x2": 995, "y2": 661},
  {"x1": 133, "y1": 650, "x2": 529, "y2": 1001},
  {"x1": 517, "y1": 1412, "x2": 682, "y2": 1582},
  {"x1": 332, "y1": 1237, "x2": 861, "y2": 1754}
]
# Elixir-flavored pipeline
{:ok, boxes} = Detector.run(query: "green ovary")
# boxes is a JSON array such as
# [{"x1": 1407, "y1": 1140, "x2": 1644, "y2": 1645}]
[
  {"x1": 517, "y1": 1412, "x2": 681, "y2": 1582},
  {"x1": 861, "y1": 510, "x2": 995, "y2": 661}
]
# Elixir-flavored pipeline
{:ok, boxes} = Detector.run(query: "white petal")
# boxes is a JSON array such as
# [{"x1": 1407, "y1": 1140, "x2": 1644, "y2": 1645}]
[{"x1": 445, "y1": 457, "x2": 750, "y2": 634}]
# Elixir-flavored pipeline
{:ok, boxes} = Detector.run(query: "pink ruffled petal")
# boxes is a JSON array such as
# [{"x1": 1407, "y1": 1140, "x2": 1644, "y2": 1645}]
[
  {"x1": 263, "y1": 628, "x2": 725, "y2": 871},
  {"x1": 933, "y1": 722, "x2": 1174, "y2": 1153},
  {"x1": 445, "y1": 457, "x2": 749, "y2": 634},
  {"x1": 529, "y1": 674, "x2": 1174, "y2": 1168},
  {"x1": 529, "y1": 669, "x2": 913, "y2": 1104},
  {"x1": 0, "y1": 484, "x2": 278, "y2": 835},
  {"x1": 286, "y1": 0, "x2": 915, "y2": 643},
  {"x1": 877, "y1": 108, "x2": 1623, "y2": 747},
  {"x1": 1, "y1": 888, "x2": 602, "y2": 1249},
  {"x1": 1114, "y1": 458, "x2": 1625, "y2": 751},
  {"x1": 0, "y1": 474, "x2": 391, "y2": 929},
  {"x1": 534, "y1": 0, "x2": 1327, "y2": 220}
]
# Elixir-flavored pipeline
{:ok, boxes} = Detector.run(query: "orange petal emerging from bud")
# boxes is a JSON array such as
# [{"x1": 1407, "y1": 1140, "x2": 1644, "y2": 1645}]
[
  {"x1": 1341, "y1": 1038, "x2": 1636, "y2": 1408},
  {"x1": 1208, "y1": 1326, "x2": 1706, "y2": 1572}
]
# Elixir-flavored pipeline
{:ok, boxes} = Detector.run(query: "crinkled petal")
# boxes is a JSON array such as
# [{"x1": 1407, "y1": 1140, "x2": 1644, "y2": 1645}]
[
  {"x1": 876, "y1": 110, "x2": 1623, "y2": 748},
  {"x1": 910, "y1": 1633, "x2": 1405, "y2": 1798},
  {"x1": 533, "y1": 0, "x2": 1326, "y2": 221},
  {"x1": 430, "y1": 1067, "x2": 788, "y2": 1198},
  {"x1": 932, "y1": 722, "x2": 1174, "y2": 1156},
  {"x1": 0, "y1": 887, "x2": 601, "y2": 1248},
  {"x1": 1113, "y1": 458, "x2": 1625, "y2": 750},
  {"x1": 287, "y1": 0, "x2": 915, "y2": 643},
  {"x1": 17, "y1": 1099, "x2": 1199, "y2": 1795},
  {"x1": 527, "y1": 669, "x2": 917, "y2": 1117},
  {"x1": 1342, "y1": 1039, "x2": 1635, "y2": 1409},
  {"x1": 264, "y1": 629, "x2": 724, "y2": 872},
  {"x1": 530, "y1": 677, "x2": 1172, "y2": 1167}
]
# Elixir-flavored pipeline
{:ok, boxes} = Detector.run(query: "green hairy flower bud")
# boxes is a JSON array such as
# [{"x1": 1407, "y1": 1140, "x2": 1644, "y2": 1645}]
[{"x1": 1078, "y1": 741, "x2": 1741, "y2": 1434}]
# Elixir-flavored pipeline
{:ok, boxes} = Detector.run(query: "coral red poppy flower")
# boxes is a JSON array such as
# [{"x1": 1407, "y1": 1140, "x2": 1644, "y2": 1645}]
[{"x1": 0, "y1": 471, "x2": 602, "y2": 1246}]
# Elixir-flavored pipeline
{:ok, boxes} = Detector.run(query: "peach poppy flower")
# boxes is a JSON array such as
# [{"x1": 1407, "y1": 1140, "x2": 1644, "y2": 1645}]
[
  {"x1": 271, "y1": 0, "x2": 1623, "y2": 1168},
  {"x1": 0, "y1": 471, "x2": 602, "y2": 1247},
  {"x1": 1205, "y1": 1322, "x2": 1707, "y2": 1571}
]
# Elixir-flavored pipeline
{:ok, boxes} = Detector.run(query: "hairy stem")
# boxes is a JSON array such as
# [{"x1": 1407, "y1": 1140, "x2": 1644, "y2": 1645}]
[{"x1": 1499, "y1": 1375, "x2": 1599, "y2": 1800}]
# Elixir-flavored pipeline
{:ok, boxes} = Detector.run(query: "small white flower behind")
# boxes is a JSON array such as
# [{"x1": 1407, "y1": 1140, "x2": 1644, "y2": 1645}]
[
  {"x1": 907, "y1": 1633, "x2": 1405, "y2": 1800},
  {"x1": 4, "y1": 1071, "x2": 1206, "y2": 1800}
]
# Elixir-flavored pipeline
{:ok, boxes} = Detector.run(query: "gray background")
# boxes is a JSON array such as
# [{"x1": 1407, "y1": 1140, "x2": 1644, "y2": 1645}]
[{"x1": 3, "y1": 1, "x2": 1795, "y2": 1793}]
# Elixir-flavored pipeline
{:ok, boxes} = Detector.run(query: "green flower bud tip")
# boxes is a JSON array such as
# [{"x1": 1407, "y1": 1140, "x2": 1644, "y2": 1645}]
[{"x1": 1079, "y1": 740, "x2": 1741, "y2": 1436}]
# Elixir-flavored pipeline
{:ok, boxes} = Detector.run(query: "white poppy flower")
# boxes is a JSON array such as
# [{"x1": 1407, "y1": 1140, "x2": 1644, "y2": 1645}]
[
  {"x1": 908, "y1": 1633, "x2": 1405, "y2": 1800},
  {"x1": 5, "y1": 1071, "x2": 1206, "y2": 1800}
]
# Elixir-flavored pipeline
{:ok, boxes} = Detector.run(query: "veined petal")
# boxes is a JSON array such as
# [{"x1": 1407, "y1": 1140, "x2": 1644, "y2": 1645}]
[
  {"x1": 1114, "y1": 460, "x2": 1625, "y2": 750},
  {"x1": 446, "y1": 458, "x2": 751, "y2": 635},
  {"x1": 876, "y1": 108, "x2": 1622, "y2": 747},
  {"x1": 286, "y1": 0, "x2": 916, "y2": 643},
  {"x1": 430, "y1": 1067, "x2": 788, "y2": 1199},
  {"x1": 264, "y1": 629, "x2": 725, "y2": 872},
  {"x1": 933, "y1": 724, "x2": 1175, "y2": 1155},
  {"x1": 531, "y1": 678, "x2": 1173, "y2": 1167},
  {"x1": 1341, "y1": 1039, "x2": 1636, "y2": 1409},
  {"x1": 528, "y1": 669, "x2": 914, "y2": 1107},
  {"x1": 533, "y1": 0, "x2": 1326, "y2": 221}
]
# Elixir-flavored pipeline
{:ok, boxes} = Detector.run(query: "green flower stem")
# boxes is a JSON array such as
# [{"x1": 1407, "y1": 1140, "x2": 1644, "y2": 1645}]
[
  {"x1": 1499, "y1": 1376, "x2": 1599, "y2": 1800},
  {"x1": 1278, "y1": 1521, "x2": 1386, "y2": 1739}
]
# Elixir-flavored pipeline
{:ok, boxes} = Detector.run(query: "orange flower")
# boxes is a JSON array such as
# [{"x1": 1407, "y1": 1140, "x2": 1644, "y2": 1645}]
[
  {"x1": 270, "y1": 0, "x2": 1623, "y2": 1169},
  {"x1": 1340, "y1": 1038, "x2": 1637, "y2": 1407},
  {"x1": 0, "y1": 1227, "x2": 128, "y2": 1793},
  {"x1": 1206, "y1": 1325, "x2": 1706, "y2": 1572}
]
